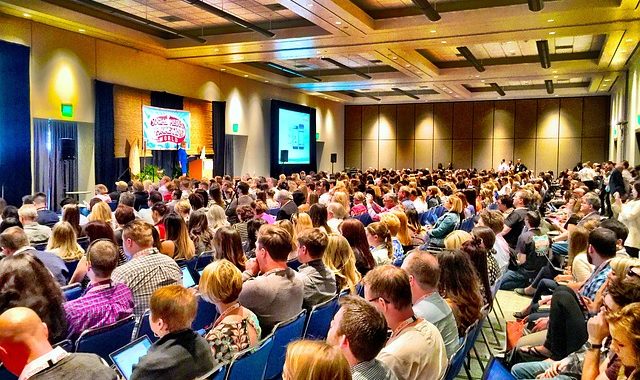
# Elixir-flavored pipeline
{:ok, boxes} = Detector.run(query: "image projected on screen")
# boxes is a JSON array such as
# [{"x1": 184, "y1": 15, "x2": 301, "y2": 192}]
[{"x1": 278, "y1": 108, "x2": 311, "y2": 164}]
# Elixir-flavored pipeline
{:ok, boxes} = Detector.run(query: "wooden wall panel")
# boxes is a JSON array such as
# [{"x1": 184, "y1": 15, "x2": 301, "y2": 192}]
[
  {"x1": 494, "y1": 101, "x2": 515, "y2": 139},
  {"x1": 559, "y1": 98, "x2": 583, "y2": 138},
  {"x1": 453, "y1": 103, "x2": 473, "y2": 139},
  {"x1": 361, "y1": 140, "x2": 379, "y2": 169},
  {"x1": 558, "y1": 138, "x2": 582, "y2": 173},
  {"x1": 583, "y1": 97, "x2": 609, "y2": 137},
  {"x1": 433, "y1": 140, "x2": 452, "y2": 168},
  {"x1": 513, "y1": 139, "x2": 536, "y2": 170},
  {"x1": 473, "y1": 139, "x2": 493, "y2": 170},
  {"x1": 114, "y1": 85, "x2": 151, "y2": 158},
  {"x1": 582, "y1": 138, "x2": 606, "y2": 163},
  {"x1": 344, "y1": 105, "x2": 362, "y2": 140},
  {"x1": 414, "y1": 140, "x2": 433, "y2": 169},
  {"x1": 536, "y1": 139, "x2": 559, "y2": 173},
  {"x1": 379, "y1": 105, "x2": 397, "y2": 140},
  {"x1": 396, "y1": 140, "x2": 415, "y2": 169},
  {"x1": 452, "y1": 140, "x2": 472, "y2": 169},
  {"x1": 379, "y1": 140, "x2": 397, "y2": 168},
  {"x1": 362, "y1": 106, "x2": 379, "y2": 140},
  {"x1": 184, "y1": 98, "x2": 213, "y2": 155},
  {"x1": 396, "y1": 104, "x2": 415, "y2": 140},
  {"x1": 344, "y1": 140, "x2": 362, "y2": 169},
  {"x1": 493, "y1": 139, "x2": 514, "y2": 169},
  {"x1": 473, "y1": 101, "x2": 494, "y2": 139},
  {"x1": 514, "y1": 99, "x2": 537, "y2": 139},
  {"x1": 537, "y1": 98, "x2": 560, "y2": 139},
  {"x1": 433, "y1": 103, "x2": 453, "y2": 139},
  {"x1": 415, "y1": 104, "x2": 434, "y2": 140}
]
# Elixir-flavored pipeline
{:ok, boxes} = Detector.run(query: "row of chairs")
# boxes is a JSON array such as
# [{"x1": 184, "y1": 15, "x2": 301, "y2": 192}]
[{"x1": 201, "y1": 294, "x2": 341, "y2": 380}]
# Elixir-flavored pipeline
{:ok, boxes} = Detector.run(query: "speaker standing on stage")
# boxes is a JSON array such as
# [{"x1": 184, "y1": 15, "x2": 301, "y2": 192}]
[{"x1": 178, "y1": 141, "x2": 188, "y2": 176}]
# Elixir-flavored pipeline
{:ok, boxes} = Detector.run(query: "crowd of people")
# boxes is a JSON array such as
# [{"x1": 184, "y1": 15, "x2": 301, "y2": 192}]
[{"x1": 0, "y1": 158, "x2": 640, "y2": 380}]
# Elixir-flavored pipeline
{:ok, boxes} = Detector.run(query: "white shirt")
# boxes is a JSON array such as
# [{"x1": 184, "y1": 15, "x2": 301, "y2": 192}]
[{"x1": 377, "y1": 319, "x2": 448, "y2": 380}]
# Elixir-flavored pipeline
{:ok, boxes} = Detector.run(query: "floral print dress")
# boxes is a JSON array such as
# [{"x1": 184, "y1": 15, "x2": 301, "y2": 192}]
[{"x1": 205, "y1": 308, "x2": 262, "y2": 366}]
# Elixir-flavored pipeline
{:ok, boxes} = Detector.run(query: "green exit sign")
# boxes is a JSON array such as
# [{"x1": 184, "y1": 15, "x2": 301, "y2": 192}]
[
  {"x1": 61, "y1": 103, "x2": 73, "y2": 117},
  {"x1": 316, "y1": 133, "x2": 320, "y2": 139},
  {"x1": 232, "y1": 123, "x2": 239, "y2": 133}
]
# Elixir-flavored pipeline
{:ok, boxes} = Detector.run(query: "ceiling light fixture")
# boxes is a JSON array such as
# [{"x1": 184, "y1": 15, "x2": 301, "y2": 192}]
[
  {"x1": 392, "y1": 87, "x2": 420, "y2": 100},
  {"x1": 23, "y1": 13, "x2": 31, "y2": 17},
  {"x1": 320, "y1": 57, "x2": 372, "y2": 79},
  {"x1": 489, "y1": 82, "x2": 506, "y2": 96},
  {"x1": 411, "y1": 0, "x2": 441, "y2": 21},
  {"x1": 528, "y1": 0, "x2": 544, "y2": 12},
  {"x1": 547, "y1": 19, "x2": 554, "y2": 22},
  {"x1": 457, "y1": 46, "x2": 485, "y2": 72},
  {"x1": 536, "y1": 40, "x2": 551, "y2": 69},
  {"x1": 66, "y1": 0, "x2": 207, "y2": 43},
  {"x1": 545, "y1": 79, "x2": 554, "y2": 94},
  {"x1": 244, "y1": 75, "x2": 248, "y2": 77},
  {"x1": 183, "y1": 0, "x2": 275, "y2": 38},
  {"x1": 549, "y1": 31, "x2": 556, "y2": 35},
  {"x1": 266, "y1": 62, "x2": 322, "y2": 82}
]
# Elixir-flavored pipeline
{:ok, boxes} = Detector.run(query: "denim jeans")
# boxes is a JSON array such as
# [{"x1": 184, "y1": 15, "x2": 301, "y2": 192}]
[
  {"x1": 511, "y1": 361, "x2": 576, "y2": 380},
  {"x1": 500, "y1": 268, "x2": 530, "y2": 290}
]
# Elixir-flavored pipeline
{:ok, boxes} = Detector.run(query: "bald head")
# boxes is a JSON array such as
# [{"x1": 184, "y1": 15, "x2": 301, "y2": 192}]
[
  {"x1": 401, "y1": 250, "x2": 440, "y2": 290},
  {"x1": 0, "y1": 307, "x2": 52, "y2": 376}
]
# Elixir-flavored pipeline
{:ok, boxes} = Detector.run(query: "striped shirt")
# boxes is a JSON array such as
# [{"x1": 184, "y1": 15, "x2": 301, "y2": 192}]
[{"x1": 352, "y1": 359, "x2": 398, "y2": 380}]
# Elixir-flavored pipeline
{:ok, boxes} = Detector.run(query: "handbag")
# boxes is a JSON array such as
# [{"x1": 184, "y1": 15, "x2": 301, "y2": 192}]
[{"x1": 506, "y1": 319, "x2": 528, "y2": 351}]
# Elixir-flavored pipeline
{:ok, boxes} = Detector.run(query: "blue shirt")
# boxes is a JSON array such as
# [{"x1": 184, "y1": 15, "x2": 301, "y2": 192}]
[
  {"x1": 580, "y1": 261, "x2": 612, "y2": 300},
  {"x1": 178, "y1": 147, "x2": 188, "y2": 174},
  {"x1": 391, "y1": 238, "x2": 404, "y2": 266},
  {"x1": 413, "y1": 292, "x2": 460, "y2": 358}
]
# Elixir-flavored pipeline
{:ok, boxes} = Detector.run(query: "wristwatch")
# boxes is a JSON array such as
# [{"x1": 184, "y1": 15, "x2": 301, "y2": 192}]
[{"x1": 586, "y1": 341, "x2": 603, "y2": 350}]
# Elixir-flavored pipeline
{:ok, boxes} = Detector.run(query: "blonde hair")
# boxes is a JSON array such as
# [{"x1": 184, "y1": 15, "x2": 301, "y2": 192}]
[
  {"x1": 274, "y1": 219, "x2": 298, "y2": 252},
  {"x1": 447, "y1": 196, "x2": 464, "y2": 214},
  {"x1": 174, "y1": 199, "x2": 191, "y2": 219},
  {"x1": 366, "y1": 222, "x2": 392, "y2": 259},
  {"x1": 292, "y1": 212, "x2": 314, "y2": 235},
  {"x1": 323, "y1": 234, "x2": 361, "y2": 294},
  {"x1": 94, "y1": 184, "x2": 108, "y2": 195},
  {"x1": 610, "y1": 257, "x2": 640, "y2": 282},
  {"x1": 391, "y1": 209, "x2": 412, "y2": 246},
  {"x1": 380, "y1": 213, "x2": 401, "y2": 237},
  {"x1": 47, "y1": 221, "x2": 84, "y2": 261},
  {"x1": 207, "y1": 204, "x2": 229, "y2": 230},
  {"x1": 567, "y1": 226, "x2": 589, "y2": 266},
  {"x1": 88, "y1": 201, "x2": 113, "y2": 225},
  {"x1": 606, "y1": 302, "x2": 640, "y2": 372},
  {"x1": 444, "y1": 230, "x2": 472, "y2": 250},
  {"x1": 331, "y1": 191, "x2": 350, "y2": 212},
  {"x1": 284, "y1": 340, "x2": 351, "y2": 380},
  {"x1": 199, "y1": 259, "x2": 243, "y2": 304}
]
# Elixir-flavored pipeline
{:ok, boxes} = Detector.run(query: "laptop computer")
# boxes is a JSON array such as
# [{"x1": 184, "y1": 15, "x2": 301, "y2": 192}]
[
  {"x1": 182, "y1": 266, "x2": 197, "y2": 288},
  {"x1": 109, "y1": 336, "x2": 152, "y2": 380}
]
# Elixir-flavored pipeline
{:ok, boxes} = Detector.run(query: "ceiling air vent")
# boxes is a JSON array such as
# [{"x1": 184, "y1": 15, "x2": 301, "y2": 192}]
[
  {"x1": 159, "y1": 15, "x2": 184, "y2": 22},
  {"x1": 264, "y1": 3, "x2": 288, "y2": 11}
]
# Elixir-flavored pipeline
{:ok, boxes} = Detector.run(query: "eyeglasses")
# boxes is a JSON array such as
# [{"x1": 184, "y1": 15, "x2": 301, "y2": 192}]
[{"x1": 367, "y1": 297, "x2": 390, "y2": 304}]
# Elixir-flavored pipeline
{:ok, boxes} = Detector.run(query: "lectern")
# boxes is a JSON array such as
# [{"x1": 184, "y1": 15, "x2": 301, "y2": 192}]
[{"x1": 188, "y1": 159, "x2": 214, "y2": 179}]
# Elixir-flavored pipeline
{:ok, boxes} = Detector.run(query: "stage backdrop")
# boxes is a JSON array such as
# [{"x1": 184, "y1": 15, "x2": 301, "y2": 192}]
[{"x1": 142, "y1": 105, "x2": 191, "y2": 150}]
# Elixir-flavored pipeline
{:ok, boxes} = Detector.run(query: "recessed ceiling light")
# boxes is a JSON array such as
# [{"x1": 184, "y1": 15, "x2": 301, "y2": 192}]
[
  {"x1": 481, "y1": 80, "x2": 485, "y2": 82},
  {"x1": 23, "y1": 13, "x2": 31, "y2": 17},
  {"x1": 335, "y1": 21, "x2": 342, "y2": 25},
  {"x1": 549, "y1": 31, "x2": 556, "y2": 35},
  {"x1": 214, "y1": 48, "x2": 219, "y2": 52},
  {"x1": 552, "y1": 70, "x2": 558, "y2": 73},
  {"x1": 392, "y1": 56, "x2": 397, "y2": 60},
  {"x1": 547, "y1": 19, "x2": 555, "y2": 22},
  {"x1": 604, "y1": 79, "x2": 611, "y2": 81},
  {"x1": 265, "y1": 80, "x2": 269, "y2": 83},
  {"x1": 405, "y1": 64, "x2": 410, "y2": 67},
  {"x1": 430, "y1": 29, "x2": 437, "y2": 33},
  {"x1": 244, "y1": 75, "x2": 249, "y2": 77},
  {"x1": 441, "y1": 41, "x2": 447, "y2": 44},
  {"x1": 626, "y1": 38, "x2": 633, "y2": 42},
  {"x1": 554, "y1": 95, "x2": 558, "y2": 97},
  {"x1": 554, "y1": 75, "x2": 558, "y2": 78},
  {"x1": 221, "y1": 68, "x2": 226, "y2": 71},
  {"x1": 620, "y1": 50, "x2": 627, "y2": 54},
  {"x1": 475, "y1": 75, "x2": 479, "y2": 78},
  {"x1": 78, "y1": 29, "x2": 85, "y2": 33}
]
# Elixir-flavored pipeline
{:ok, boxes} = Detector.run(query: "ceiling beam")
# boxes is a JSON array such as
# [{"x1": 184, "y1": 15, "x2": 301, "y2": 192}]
[{"x1": 312, "y1": 0, "x2": 375, "y2": 36}]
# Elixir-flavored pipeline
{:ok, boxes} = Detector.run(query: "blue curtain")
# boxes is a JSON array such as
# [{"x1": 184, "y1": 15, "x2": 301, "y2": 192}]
[
  {"x1": 95, "y1": 80, "x2": 129, "y2": 187},
  {"x1": 150, "y1": 91, "x2": 183, "y2": 176},
  {"x1": 0, "y1": 41, "x2": 32, "y2": 207},
  {"x1": 34, "y1": 119, "x2": 78, "y2": 211}
]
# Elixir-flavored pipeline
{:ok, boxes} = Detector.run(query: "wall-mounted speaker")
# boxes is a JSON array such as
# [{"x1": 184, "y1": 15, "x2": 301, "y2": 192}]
[
  {"x1": 280, "y1": 150, "x2": 288, "y2": 163},
  {"x1": 330, "y1": 153, "x2": 337, "y2": 163}
]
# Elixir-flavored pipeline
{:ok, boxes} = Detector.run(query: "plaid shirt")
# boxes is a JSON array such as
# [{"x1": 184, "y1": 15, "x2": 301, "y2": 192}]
[
  {"x1": 580, "y1": 260, "x2": 612, "y2": 300},
  {"x1": 352, "y1": 359, "x2": 398, "y2": 380},
  {"x1": 112, "y1": 248, "x2": 182, "y2": 316},
  {"x1": 64, "y1": 280, "x2": 134, "y2": 341}
]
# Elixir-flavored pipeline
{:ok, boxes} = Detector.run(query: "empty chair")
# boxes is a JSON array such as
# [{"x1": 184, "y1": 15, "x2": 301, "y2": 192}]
[
  {"x1": 62, "y1": 283, "x2": 83, "y2": 302},
  {"x1": 192, "y1": 294, "x2": 219, "y2": 332},
  {"x1": 135, "y1": 309, "x2": 158, "y2": 343},
  {"x1": 75, "y1": 315, "x2": 136, "y2": 364},
  {"x1": 226, "y1": 334, "x2": 275, "y2": 380},
  {"x1": 303, "y1": 295, "x2": 339, "y2": 340},
  {"x1": 264, "y1": 309, "x2": 307, "y2": 380}
]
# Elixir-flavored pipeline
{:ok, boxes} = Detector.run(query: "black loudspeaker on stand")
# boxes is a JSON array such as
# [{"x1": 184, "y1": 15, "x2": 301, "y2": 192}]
[
  {"x1": 61, "y1": 138, "x2": 76, "y2": 160},
  {"x1": 280, "y1": 150, "x2": 288, "y2": 176},
  {"x1": 330, "y1": 153, "x2": 337, "y2": 174}
]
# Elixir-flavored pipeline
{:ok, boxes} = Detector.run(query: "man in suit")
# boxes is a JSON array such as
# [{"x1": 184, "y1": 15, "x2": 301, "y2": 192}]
[
  {"x1": 609, "y1": 161, "x2": 627, "y2": 200},
  {"x1": 0, "y1": 227, "x2": 68, "y2": 285},
  {"x1": 32, "y1": 193, "x2": 59, "y2": 227},
  {"x1": 276, "y1": 190, "x2": 298, "y2": 221}
]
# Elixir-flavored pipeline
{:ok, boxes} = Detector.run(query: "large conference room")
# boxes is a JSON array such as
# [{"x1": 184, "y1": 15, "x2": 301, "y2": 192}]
[{"x1": 1, "y1": 0, "x2": 640, "y2": 380}]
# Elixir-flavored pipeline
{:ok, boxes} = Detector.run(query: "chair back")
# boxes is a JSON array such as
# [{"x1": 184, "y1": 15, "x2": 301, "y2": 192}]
[
  {"x1": 267, "y1": 208, "x2": 280, "y2": 216},
  {"x1": 443, "y1": 335, "x2": 468, "y2": 380},
  {"x1": 33, "y1": 242, "x2": 47, "y2": 251},
  {"x1": 481, "y1": 357, "x2": 515, "y2": 380},
  {"x1": 196, "y1": 254, "x2": 214, "y2": 270},
  {"x1": 0, "y1": 365, "x2": 17, "y2": 380},
  {"x1": 62, "y1": 283, "x2": 83, "y2": 301},
  {"x1": 108, "y1": 202, "x2": 118, "y2": 212},
  {"x1": 264, "y1": 309, "x2": 307, "y2": 380},
  {"x1": 286, "y1": 258, "x2": 302, "y2": 271},
  {"x1": 77, "y1": 236, "x2": 90, "y2": 250},
  {"x1": 135, "y1": 309, "x2": 158, "y2": 343},
  {"x1": 192, "y1": 295, "x2": 219, "y2": 332},
  {"x1": 53, "y1": 339, "x2": 74, "y2": 352},
  {"x1": 462, "y1": 319, "x2": 482, "y2": 360},
  {"x1": 75, "y1": 315, "x2": 136, "y2": 364},
  {"x1": 197, "y1": 365, "x2": 227, "y2": 380},
  {"x1": 303, "y1": 295, "x2": 339, "y2": 340},
  {"x1": 64, "y1": 260, "x2": 80, "y2": 281},
  {"x1": 226, "y1": 334, "x2": 275, "y2": 380}
]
